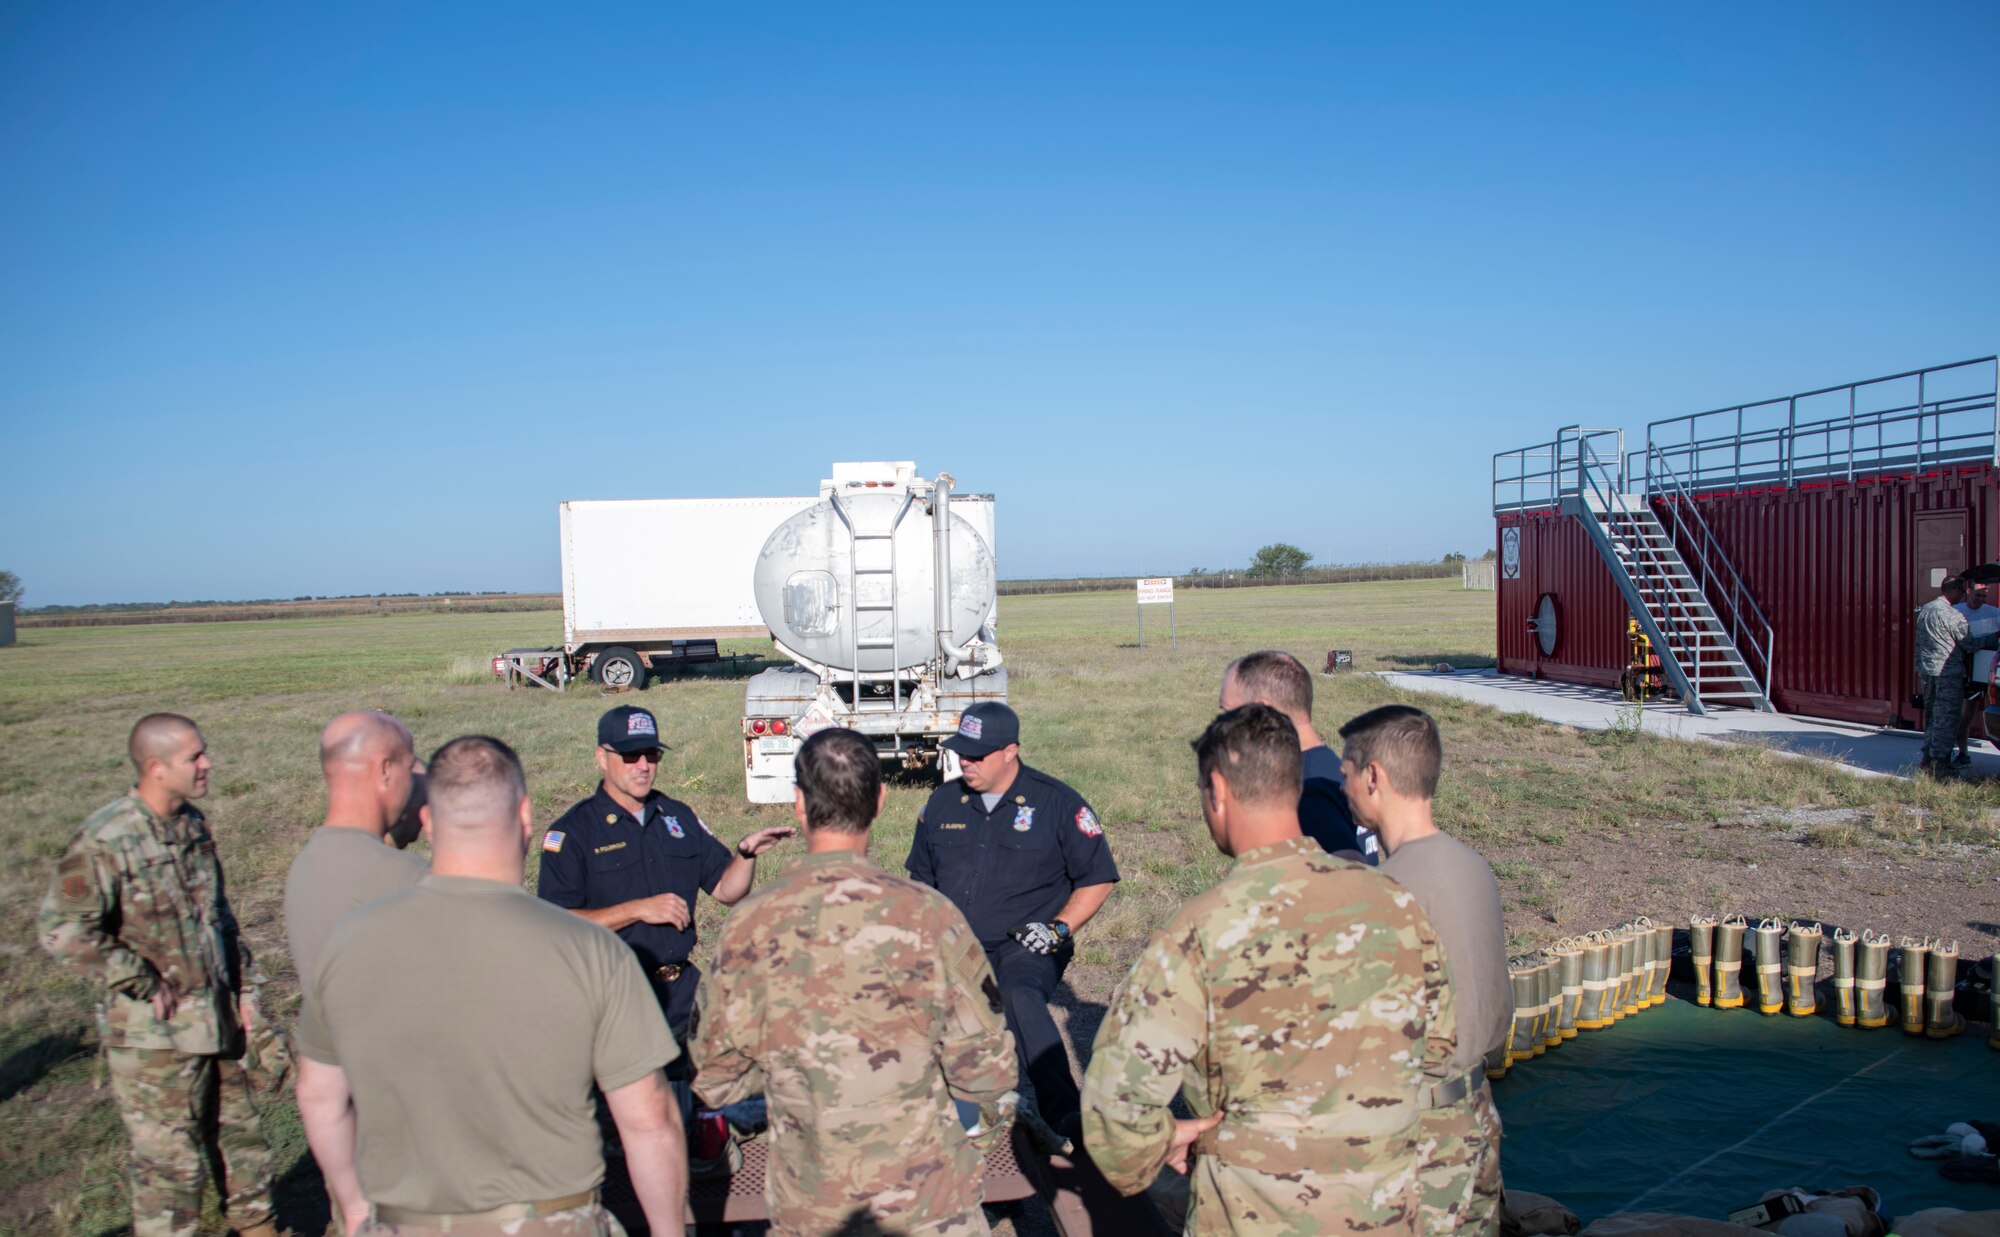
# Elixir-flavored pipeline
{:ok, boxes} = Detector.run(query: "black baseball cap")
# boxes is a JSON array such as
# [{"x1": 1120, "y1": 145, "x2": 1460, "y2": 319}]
[
  {"x1": 941, "y1": 702, "x2": 1019, "y2": 759},
  {"x1": 598, "y1": 706, "x2": 667, "y2": 754}
]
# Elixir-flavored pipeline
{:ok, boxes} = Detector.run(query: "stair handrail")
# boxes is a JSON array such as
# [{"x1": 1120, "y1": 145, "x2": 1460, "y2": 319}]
[{"x1": 1647, "y1": 441, "x2": 1775, "y2": 703}]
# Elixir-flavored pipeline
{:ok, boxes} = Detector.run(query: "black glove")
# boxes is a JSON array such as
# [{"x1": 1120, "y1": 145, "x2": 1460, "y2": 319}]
[{"x1": 1010, "y1": 921, "x2": 1069, "y2": 956}]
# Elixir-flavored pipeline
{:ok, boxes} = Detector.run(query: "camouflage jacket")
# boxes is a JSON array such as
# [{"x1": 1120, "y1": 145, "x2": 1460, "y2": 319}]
[
  {"x1": 38, "y1": 794, "x2": 245, "y2": 1054},
  {"x1": 690, "y1": 849, "x2": 1018, "y2": 1236},
  {"x1": 1916, "y1": 596, "x2": 1973, "y2": 680},
  {"x1": 1082, "y1": 836, "x2": 1455, "y2": 1237}
]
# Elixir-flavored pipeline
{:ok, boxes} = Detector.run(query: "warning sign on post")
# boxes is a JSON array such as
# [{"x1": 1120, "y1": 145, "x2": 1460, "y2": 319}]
[{"x1": 1137, "y1": 577, "x2": 1174, "y2": 605}]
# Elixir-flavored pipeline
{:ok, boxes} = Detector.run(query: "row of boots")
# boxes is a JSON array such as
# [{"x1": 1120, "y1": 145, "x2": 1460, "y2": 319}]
[
  {"x1": 1689, "y1": 915, "x2": 1969, "y2": 1039},
  {"x1": 1487, "y1": 918, "x2": 1675, "y2": 1080}
]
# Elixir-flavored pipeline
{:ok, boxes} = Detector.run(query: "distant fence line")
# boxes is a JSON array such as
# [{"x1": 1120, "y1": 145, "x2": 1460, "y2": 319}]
[
  {"x1": 998, "y1": 561, "x2": 1466, "y2": 597},
  {"x1": 20, "y1": 594, "x2": 563, "y2": 628}
]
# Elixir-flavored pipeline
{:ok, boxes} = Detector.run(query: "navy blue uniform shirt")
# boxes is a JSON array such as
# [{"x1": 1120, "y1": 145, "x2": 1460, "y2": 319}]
[
  {"x1": 535, "y1": 783, "x2": 733, "y2": 972},
  {"x1": 1300, "y1": 744, "x2": 1376, "y2": 864},
  {"x1": 905, "y1": 764, "x2": 1120, "y2": 948}
]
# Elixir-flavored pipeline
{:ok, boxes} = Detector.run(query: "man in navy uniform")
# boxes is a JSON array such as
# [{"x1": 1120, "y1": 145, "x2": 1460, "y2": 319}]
[
  {"x1": 906, "y1": 702, "x2": 1119, "y2": 1142},
  {"x1": 537, "y1": 706, "x2": 793, "y2": 1043}
]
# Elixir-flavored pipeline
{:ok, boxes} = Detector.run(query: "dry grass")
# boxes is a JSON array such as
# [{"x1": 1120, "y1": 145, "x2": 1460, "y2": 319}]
[{"x1": 3, "y1": 580, "x2": 1999, "y2": 1233}]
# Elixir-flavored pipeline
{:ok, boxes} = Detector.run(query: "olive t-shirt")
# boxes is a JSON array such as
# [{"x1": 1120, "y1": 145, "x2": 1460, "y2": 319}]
[
  {"x1": 1379, "y1": 831, "x2": 1513, "y2": 1076},
  {"x1": 296, "y1": 875, "x2": 678, "y2": 1212},
  {"x1": 283, "y1": 827, "x2": 428, "y2": 985}
]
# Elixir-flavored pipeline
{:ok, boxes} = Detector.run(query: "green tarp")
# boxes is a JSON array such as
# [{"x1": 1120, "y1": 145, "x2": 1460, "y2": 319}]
[{"x1": 1497, "y1": 998, "x2": 2000, "y2": 1221}]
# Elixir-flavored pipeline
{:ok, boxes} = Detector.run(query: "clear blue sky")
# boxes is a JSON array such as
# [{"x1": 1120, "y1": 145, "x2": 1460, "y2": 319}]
[{"x1": 3, "y1": 3, "x2": 1996, "y2": 605}]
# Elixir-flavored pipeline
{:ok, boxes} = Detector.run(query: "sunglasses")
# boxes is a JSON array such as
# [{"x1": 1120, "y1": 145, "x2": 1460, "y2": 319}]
[{"x1": 604, "y1": 747, "x2": 664, "y2": 765}]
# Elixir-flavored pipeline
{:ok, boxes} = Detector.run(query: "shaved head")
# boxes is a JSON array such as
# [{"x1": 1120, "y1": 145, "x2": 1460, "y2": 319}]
[
  {"x1": 129, "y1": 713, "x2": 199, "y2": 777},
  {"x1": 321, "y1": 711, "x2": 414, "y2": 772},
  {"x1": 426, "y1": 736, "x2": 528, "y2": 837}
]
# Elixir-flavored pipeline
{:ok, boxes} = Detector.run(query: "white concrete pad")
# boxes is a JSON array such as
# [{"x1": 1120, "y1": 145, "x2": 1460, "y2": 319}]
[{"x1": 1375, "y1": 669, "x2": 2000, "y2": 781}]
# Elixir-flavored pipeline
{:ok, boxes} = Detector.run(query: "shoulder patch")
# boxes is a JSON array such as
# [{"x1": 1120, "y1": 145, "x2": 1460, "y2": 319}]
[
  {"x1": 1075, "y1": 806, "x2": 1102, "y2": 838},
  {"x1": 542, "y1": 830, "x2": 566, "y2": 853},
  {"x1": 59, "y1": 873, "x2": 91, "y2": 904}
]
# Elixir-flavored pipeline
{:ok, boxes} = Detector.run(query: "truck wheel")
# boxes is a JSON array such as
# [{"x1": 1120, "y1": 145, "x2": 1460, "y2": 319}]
[{"x1": 593, "y1": 647, "x2": 646, "y2": 692}]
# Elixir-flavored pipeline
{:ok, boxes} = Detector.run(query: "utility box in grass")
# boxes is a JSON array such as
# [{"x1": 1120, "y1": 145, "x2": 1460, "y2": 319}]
[{"x1": 0, "y1": 603, "x2": 14, "y2": 648}]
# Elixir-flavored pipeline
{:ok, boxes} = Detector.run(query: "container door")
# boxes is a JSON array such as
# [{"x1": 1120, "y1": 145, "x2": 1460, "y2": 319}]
[{"x1": 1915, "y1": 510, "x2": 1967, "y2": 601}]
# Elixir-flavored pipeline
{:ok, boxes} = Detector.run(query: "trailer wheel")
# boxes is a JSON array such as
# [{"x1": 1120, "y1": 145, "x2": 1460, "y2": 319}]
[{"x1": 593, "y1": 647, "x2": 646, "y2": 692}]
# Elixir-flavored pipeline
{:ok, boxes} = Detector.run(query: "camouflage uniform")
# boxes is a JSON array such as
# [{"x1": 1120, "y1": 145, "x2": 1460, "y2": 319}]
[
  {"x1": 38, "y1": 795, "x2": 275, "y2": 1237},
  {"x1": 1083, "y1": 836, "x2": 1455, "y2": 1237},
  {"x1": 360, "y1": 1202, "x2": 622, "y2": 1237},
  {"x1": 1414, "y1": 1082, "x2": 1502, "y2": 1235},
  {"x1": 1916, "y1": 596, "x2": 1974, "y2": 765},
  {"x1": 690, "y1": 850, "x2": 1019, "y2": 1237}
]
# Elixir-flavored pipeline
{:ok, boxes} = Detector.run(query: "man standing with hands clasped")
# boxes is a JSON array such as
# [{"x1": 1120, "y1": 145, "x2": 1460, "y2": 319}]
[{"x1": 537, "y1": 705, "x2": 794, "y2": 1044}]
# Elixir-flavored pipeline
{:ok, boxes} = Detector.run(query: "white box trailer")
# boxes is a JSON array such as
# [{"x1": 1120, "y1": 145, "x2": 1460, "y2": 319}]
[{"x1": 495, "y1": 495, "x2": 818, "y2": 690}]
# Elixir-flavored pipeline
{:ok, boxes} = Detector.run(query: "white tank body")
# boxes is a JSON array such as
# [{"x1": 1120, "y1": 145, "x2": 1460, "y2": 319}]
[{"x1": 753, "y1": 491, "x2": 996, "y2": 673}]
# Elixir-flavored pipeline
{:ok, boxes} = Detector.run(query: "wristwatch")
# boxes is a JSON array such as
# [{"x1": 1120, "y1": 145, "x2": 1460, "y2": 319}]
[{"x1": 1053, "y1": 920, "x2": 1072, "y2": 943}]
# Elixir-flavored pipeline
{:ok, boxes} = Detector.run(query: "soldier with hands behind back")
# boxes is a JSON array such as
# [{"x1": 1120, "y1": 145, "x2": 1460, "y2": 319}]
[
  {"x1": 692, "y1": 726, "x2": 1019, "y2": 1237},
  {"x1": 39, "y1": 714, "x2": 278, "y2": 1237},
  {"x1": 1083, "y1": 704, "x2": 1456, "y2": 1236},
  {"x1": 1345, "y1": 704, "x2": 1511, "y2": 1236},
  {"x1": 906, "y1": 702, "x2": 1119, "y2": 1144}
]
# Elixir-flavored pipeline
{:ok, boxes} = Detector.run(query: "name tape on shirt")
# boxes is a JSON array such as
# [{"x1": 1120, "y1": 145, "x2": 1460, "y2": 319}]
[
  {"x1": 1076, "y1": 807, "x2": 1102, "y2": 838},
  {"x1": 594, "y1": 841, "x2": 627, "y2": 855},
  {"x1": 542, "y1": 830, "x2": 566, "y2": 853}
]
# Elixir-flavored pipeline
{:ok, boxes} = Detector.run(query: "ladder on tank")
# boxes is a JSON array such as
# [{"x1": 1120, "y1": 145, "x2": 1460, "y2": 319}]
[
  {"x1": 829, "y1": 489, "x2": 916, "y2": 713},
  {"x1": 1561, "y1": 429, "x2": 1775, "y2": 716}
]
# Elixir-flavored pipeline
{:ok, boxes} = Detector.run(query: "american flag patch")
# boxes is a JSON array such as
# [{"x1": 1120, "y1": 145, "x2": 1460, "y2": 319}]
[{"x1": 542, "y1": 830, "x2": 566, "y2": 853}]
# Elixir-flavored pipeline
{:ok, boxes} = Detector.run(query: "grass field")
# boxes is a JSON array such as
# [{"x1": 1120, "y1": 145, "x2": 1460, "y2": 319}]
[{"x1": 4, "y1": 578, "x2": 1999, "y2": 1234}]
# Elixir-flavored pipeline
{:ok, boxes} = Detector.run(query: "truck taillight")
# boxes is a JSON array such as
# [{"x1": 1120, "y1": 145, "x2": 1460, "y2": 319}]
[
  {"x1": 752, "y1": 719, "x2": 768, "y2": 735},
  {"x1": 771, "y1": 720, "x2": 787, "y2": 735}
]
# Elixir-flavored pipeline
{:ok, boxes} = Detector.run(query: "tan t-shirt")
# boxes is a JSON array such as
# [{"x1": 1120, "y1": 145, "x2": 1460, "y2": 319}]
[
  {"x1": 284, "y1": 827, "x2": 429, "y2": 984},
  {"x1": 1380, "y1": 831, "x2": 1512, "y2": 1074},
  {"x1": 296, "y1": 875, "x2": 678, "y2": 1212}
]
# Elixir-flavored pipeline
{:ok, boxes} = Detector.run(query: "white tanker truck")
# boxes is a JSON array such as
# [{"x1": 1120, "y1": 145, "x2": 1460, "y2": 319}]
[{"x1": 741, "y1": 461, "x2": 1008, "y2": 803}]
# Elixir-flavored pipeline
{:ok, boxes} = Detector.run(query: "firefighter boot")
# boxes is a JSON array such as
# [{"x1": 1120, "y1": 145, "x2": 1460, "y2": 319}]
[
  {"x1": 1856, "y1": 930, "x2": 1892, "y2": 1029},
  {"x1": 1577, "y1": 932, "x2": 1611, "y2": 1030},
  {"x1": 1651, "y1": 921, "x2": 1674, "y2": 1006},
  {"x1": 1539, "y1": 954, "x2": 1561, "y2": 1051},
  {"x1": 1554, "y1": 939, "x2": 1583, "y2": 1040},
  {"x1": 1690, "y1": 915, "x2": 1717, "y2": 1007},
  {"x1": 1713, "y1": 915, "x2": 1747, "y2": 1010},
  {"x1": 1831, "y1": 928, "x2": 1858, "y2": 1027},
  {"x1": 1614, "y1": 926, "x2": 1638, "y2": 1020},
  {"x1": 1928, "y1": 941, "x2": 1966, "y2": 1040},
  {"x1": 1784, "y1": 922, "x2": 1822, "y2": 1017},
  {"x1": 1752, "y1": 919, "x2": 1785, "y2": 1015},
  {"x1": 1508, "y1": 959, "x2": 1536, "y2": 1066},
  {"x1": 1900, "y1": 937, "x2": 1931, "y2": 1036}
]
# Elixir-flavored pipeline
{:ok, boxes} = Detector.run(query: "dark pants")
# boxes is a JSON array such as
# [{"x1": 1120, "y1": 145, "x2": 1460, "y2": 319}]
[
  {"x1": 987, "y1": 940, "x2": 1079, "y2": 1126},
  {"x1": 653, "y1": 962, "x2": 699, "y2": 1080}
]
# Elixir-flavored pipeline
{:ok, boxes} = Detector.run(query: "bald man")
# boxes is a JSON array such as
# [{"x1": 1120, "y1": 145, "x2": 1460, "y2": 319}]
[
  {"x1": 39, "y1": 714, "x2": 278, "y2": 1237},
  {"x1": 284, "y1": 711, "x2": 429, "y2": 983},
  {"x1": 297, "y1": 736, "x2": 686, "y2": 1235}
]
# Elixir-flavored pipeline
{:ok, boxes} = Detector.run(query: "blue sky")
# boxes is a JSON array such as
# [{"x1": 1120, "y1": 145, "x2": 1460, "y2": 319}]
[{"x1": 2, "y1": 3, "x2": 1996, "y2": 605}]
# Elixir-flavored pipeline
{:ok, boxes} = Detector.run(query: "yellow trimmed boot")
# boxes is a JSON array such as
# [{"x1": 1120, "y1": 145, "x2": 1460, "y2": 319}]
[
  {"x1": 1831, "y1": 928, "x2": 1858, "y2": 1027},
  {"x1": 1713, "y1": 915, "x2": 1747, "y2": 1009},
  {"x1": 1539, "y1": 955, "x2": 1561, "y2": 1052},
  {"x1": 1577, "y1": 931, "x2": 1612, "y2": 1030},
  {"x1": 1554, "y1": 938, "x2": 1583, "y2": 1039},
  {"x1": 1784, "y1": 922, "x2": 1822, "y2": 1017},
  {"x1": 1690, "y1": 915, "x2": 1717, "y2": 1007},
  {"x1": 1856, "y1": 930, "x2": 1892, "y2": 1029},
  {"x1": 1752, "y1": 919, "x2": 1785, "y2": 1015},
  {"x1": 1900, "y1": 937, "x2": 1931, "y2": 1036},
  {"x1": 1508, "y1": 958, "x2": 1537, "y2": 1065},
  {"x1": 1928, "y1": 940, "x2": 1966, "y2": 1039},
  {"x1": 1650, "y1": 921, "x2": 1674, "y2": 1006}
]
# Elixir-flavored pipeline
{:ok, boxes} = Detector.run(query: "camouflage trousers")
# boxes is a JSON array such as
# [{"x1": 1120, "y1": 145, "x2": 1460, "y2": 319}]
[
  {"x1": 105, "y1": 1046, "x2": 274, "y2": 1237},
  {"x1": 1415, "y1": 1082, "x2": 1503, "y2": 1236},
  {"x1": 1924, "y1": 674, "x2": 1967, "y2": 763},
  {"x1": 361, "y1": 1203, "x2": 623, "y2": 1237}
]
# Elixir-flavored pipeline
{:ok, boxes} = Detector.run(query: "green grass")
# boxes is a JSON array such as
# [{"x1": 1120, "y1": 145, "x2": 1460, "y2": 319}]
[{"x1": 3, "y1": 578, "x2": 1998, "y2": 1234}]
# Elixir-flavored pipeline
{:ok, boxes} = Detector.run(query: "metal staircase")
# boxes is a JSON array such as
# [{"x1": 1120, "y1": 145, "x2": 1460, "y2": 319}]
[{"x1": 1555, "y1": 429, "x2": 1776, "y2": 716}]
